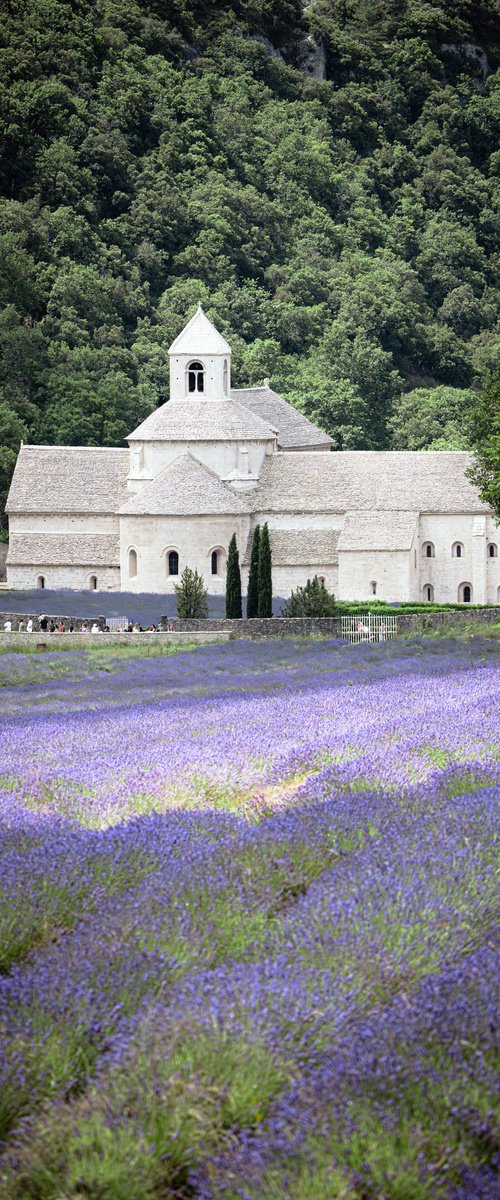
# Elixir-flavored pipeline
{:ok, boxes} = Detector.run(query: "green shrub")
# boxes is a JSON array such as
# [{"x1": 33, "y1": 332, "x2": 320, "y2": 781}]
[
  {"x1": 174, "y1": 567, "x2": 208, "y2": 619},
  {"x1": 281, "y1": 576, "x2": 336, "y2": 617}
]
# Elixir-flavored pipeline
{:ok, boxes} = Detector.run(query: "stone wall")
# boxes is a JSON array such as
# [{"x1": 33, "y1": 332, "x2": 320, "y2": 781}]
[
  {"x1": 394, "y1": 606, "x2": 500, "y2": 633},
  {"x1": 160, "y1": 615, "x2": 343, "y2": 637},
  {"x1": 6, "y1": 566, "x2": 121, "y2": 591},
  {"x1": 160, "y1": 607, "x2": 500, "y2": 638},
  {"x1": 0, "y1": 630, "x2": 230, "y2": 650}
]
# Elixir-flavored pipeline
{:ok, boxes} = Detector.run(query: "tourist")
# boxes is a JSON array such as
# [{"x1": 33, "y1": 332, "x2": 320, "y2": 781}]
[
  {"x1": 69, "y1": 623, "x2": 74, "y2": 633},
  {"x1": 18, "y1": 620, "x2": 25, "y2": 632},
  {"x1": 39, "y1": 615, "x2": 48, "y2": 632},
  {"x1": 3, "y1": 619, "x2": 12, "y2": 632},
  {"x1": 26, "y1": 619, "x2": 33, "y2": 633},
  {"x1": 91, "y1": 622, "x2": 100, "y2": 634},
  {"x1": 49, "y1": 621, "x2": 56, "y2": 632}
]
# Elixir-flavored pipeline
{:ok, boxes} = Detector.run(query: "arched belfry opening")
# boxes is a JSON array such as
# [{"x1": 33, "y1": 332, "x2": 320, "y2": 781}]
[{"x1": 187, "y1": 361, "x2": 205, "y2": 394}]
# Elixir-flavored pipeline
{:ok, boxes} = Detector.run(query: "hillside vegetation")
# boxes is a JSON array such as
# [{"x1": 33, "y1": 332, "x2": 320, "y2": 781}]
[{"x1": 1, "y1": 0, "x2": 499, "y2": 525}]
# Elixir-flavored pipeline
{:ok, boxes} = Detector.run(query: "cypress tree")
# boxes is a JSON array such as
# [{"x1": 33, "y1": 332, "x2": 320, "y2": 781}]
[
  {"x1": 225, "y1": 533, "x2": 242, "y2": 618},
  {"x1": 257, "y1": 522, "x2": 273, "y2": 617},
  {"x1": 246, "y1": 524, "x2": 260, "y2": 618}
]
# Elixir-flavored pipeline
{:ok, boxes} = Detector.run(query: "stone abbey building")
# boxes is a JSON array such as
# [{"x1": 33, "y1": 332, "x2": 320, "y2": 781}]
[{"x1": 6, "y1": 307, "x2": 500, "y2": 603}]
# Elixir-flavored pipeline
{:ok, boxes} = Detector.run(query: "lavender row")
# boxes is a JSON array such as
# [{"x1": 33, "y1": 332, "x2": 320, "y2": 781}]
[{"x1": 0, "y1": 637, "x2": 499, "y2": 1197}]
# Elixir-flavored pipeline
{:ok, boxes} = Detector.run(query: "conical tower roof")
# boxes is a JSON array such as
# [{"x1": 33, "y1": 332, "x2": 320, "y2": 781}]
[{"x1": 168, "y1": 304, "x2": 231, "y2": 356}]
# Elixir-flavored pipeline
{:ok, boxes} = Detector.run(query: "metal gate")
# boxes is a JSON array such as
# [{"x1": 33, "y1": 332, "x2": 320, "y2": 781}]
[
  {"x1": 341, "y1": 613, "x2": 398, "y2": 644},
  {"x1": 106, "y1": 616, "x2": 129, "y2": 631}
]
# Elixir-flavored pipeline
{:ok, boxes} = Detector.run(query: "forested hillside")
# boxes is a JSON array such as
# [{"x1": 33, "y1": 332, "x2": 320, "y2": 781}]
[{"x1": 1, "y1": 0, "x2": 499, "y2": 527}]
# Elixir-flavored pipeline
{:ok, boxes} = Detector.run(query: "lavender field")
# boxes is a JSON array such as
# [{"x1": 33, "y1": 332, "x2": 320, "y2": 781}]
[{"x1": 1, "y1": 636, "x2": 499, "y2": 1199}]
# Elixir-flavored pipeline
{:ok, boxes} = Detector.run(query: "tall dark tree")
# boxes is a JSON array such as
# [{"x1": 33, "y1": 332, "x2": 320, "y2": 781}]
[
  {"x1": 246, "y1": 523, "x2": 260, "y2": 617},
  {"x1": 467, "y1": 374, "x2": 500, "y2": 521},
  {"x1": 257, "y1": 522, "x2": 273, "y2": 618},
  {"x1": 225, "y1": 533, "x2": 242, "y2": 619}
]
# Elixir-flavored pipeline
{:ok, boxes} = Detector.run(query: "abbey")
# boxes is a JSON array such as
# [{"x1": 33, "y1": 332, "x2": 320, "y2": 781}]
[{"x1": 6, "y1": 307, "x2": 500, "y2": 604}]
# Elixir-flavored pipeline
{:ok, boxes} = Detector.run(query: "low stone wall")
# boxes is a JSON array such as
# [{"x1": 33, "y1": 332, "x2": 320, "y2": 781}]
[
  {"x1": 160, "y1": 608, "x2": 500, "y2": 639},
  {"x1": 395, "y1": 607, "x2": 500, "y2": 633},
  {"x1": 160, "y1": 616, "x2": 343, "y2": 638},
  {"x1": 0, "y1": 631, "x2": 230, "y2": 651}
]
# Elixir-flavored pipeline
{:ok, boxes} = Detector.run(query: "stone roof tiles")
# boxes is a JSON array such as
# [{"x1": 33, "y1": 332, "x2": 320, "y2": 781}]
[
  {"x1": 231, "y1": 386, "x2": 332, "y2": 450},
  {"x1": 7, "y1": 533, "x2": 120, "y2": 566},
  {"x1": 243, "y1": 528, "x2": 339, "y2": 566},
  {"x1": 6, "y1": 446, "x2": 130, "y2": 514},
  {"x1": 168, "y1": 305, "x2": 231, "y2": 356},
  {"x1": 338, "y1": 511, "x2": 418, "y2": 552},
  {"x1": 127, "y1": 400, "x2": 276, "y2": 443},
  {"x1": 119, "y1": 453, "x2": 249, "y2": 516},
  {"x1": 253, "y1": 451, "x2": 488, "y2": 515}
]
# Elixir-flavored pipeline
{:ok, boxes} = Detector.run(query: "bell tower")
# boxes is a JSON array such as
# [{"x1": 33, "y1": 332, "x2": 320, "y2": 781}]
[{"x1": 168, "y1": 304, "x2": 232, "y2": 402}]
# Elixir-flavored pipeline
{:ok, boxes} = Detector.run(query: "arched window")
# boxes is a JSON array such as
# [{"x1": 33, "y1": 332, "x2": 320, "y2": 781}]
[
  {"x1": 424, "y1": 584, "x2": 434, "y2": 602},
  {"x1": 187, "y1": 361, "x2": 204, "y2": 394},
  {"x1": 128, "y1": 549, "x2": 137, "y2": 579},
  {"x1": 209, "y1": 547, "x2": 225, "y2": 577},
  {"x1": 318, "y1": 576, "x2": 326, "y2": 588},
  {"x1": 37, "y1": 575, "x2": 45, "y2": 589},
  {"x1": 452, "y1": 542, "x2": 464, "y2": 558},
  {"x1": 458, "y1": 582, "x2": 472, "y2": 603},
  {"x1": 223, "y1": 359, "x2": 228, "y2": 396},
  {"x1": 370, "y1": 581, "x2": 377, "y2": 595},
  {"x1": 423, "y1": 542, "x2": 434, "y2": 558},
  {"x1": 168, "y1": 550, "x2": 179, "y2": 577},
  {"x1": 89, "y1": 575, "x2": 97, "y2": 590},
  {"x1": 488, "y1": 543, "x2": 498, "y2": 558}
]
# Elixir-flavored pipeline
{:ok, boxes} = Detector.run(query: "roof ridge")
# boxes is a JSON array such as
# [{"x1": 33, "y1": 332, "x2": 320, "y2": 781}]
[
  {"x1": 20, "y1": 444, "x2": 129, "y2": 454},
  {"x1": 231, "y1": 385, "x2": 273, "y2": 393}
]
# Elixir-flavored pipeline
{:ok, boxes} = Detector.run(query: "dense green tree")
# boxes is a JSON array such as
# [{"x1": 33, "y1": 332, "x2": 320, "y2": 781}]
[
  {"x1": 257, "y1": 522, "x2": 273, "y2": 618},
  {"x1": 466, "y1": 374, "x2": 500, "y2": 521},
  {"x1": 0, "y1": 401, "x2": 28, "y2": 534},
  {"x1": 389, "y1": 386, "x2": 474, "y2": 451},
  {"x1": 0, "y1": 0, "x2": 499, "y2": 512},
  {"x1": 174, "y1": 566, "x2": 209, "y2": 618},
  {"x1": 225, "y1": 533, "x2": 242, "y2": 618},
  {"x1": 246, "y1": 524, "x2": 260, "y2": 618}
]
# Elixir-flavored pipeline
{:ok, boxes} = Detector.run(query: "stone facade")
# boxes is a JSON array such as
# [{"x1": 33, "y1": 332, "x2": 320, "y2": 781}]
[{"x1": 5, "y1": 305, "x2": 500, "y2": 604}]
